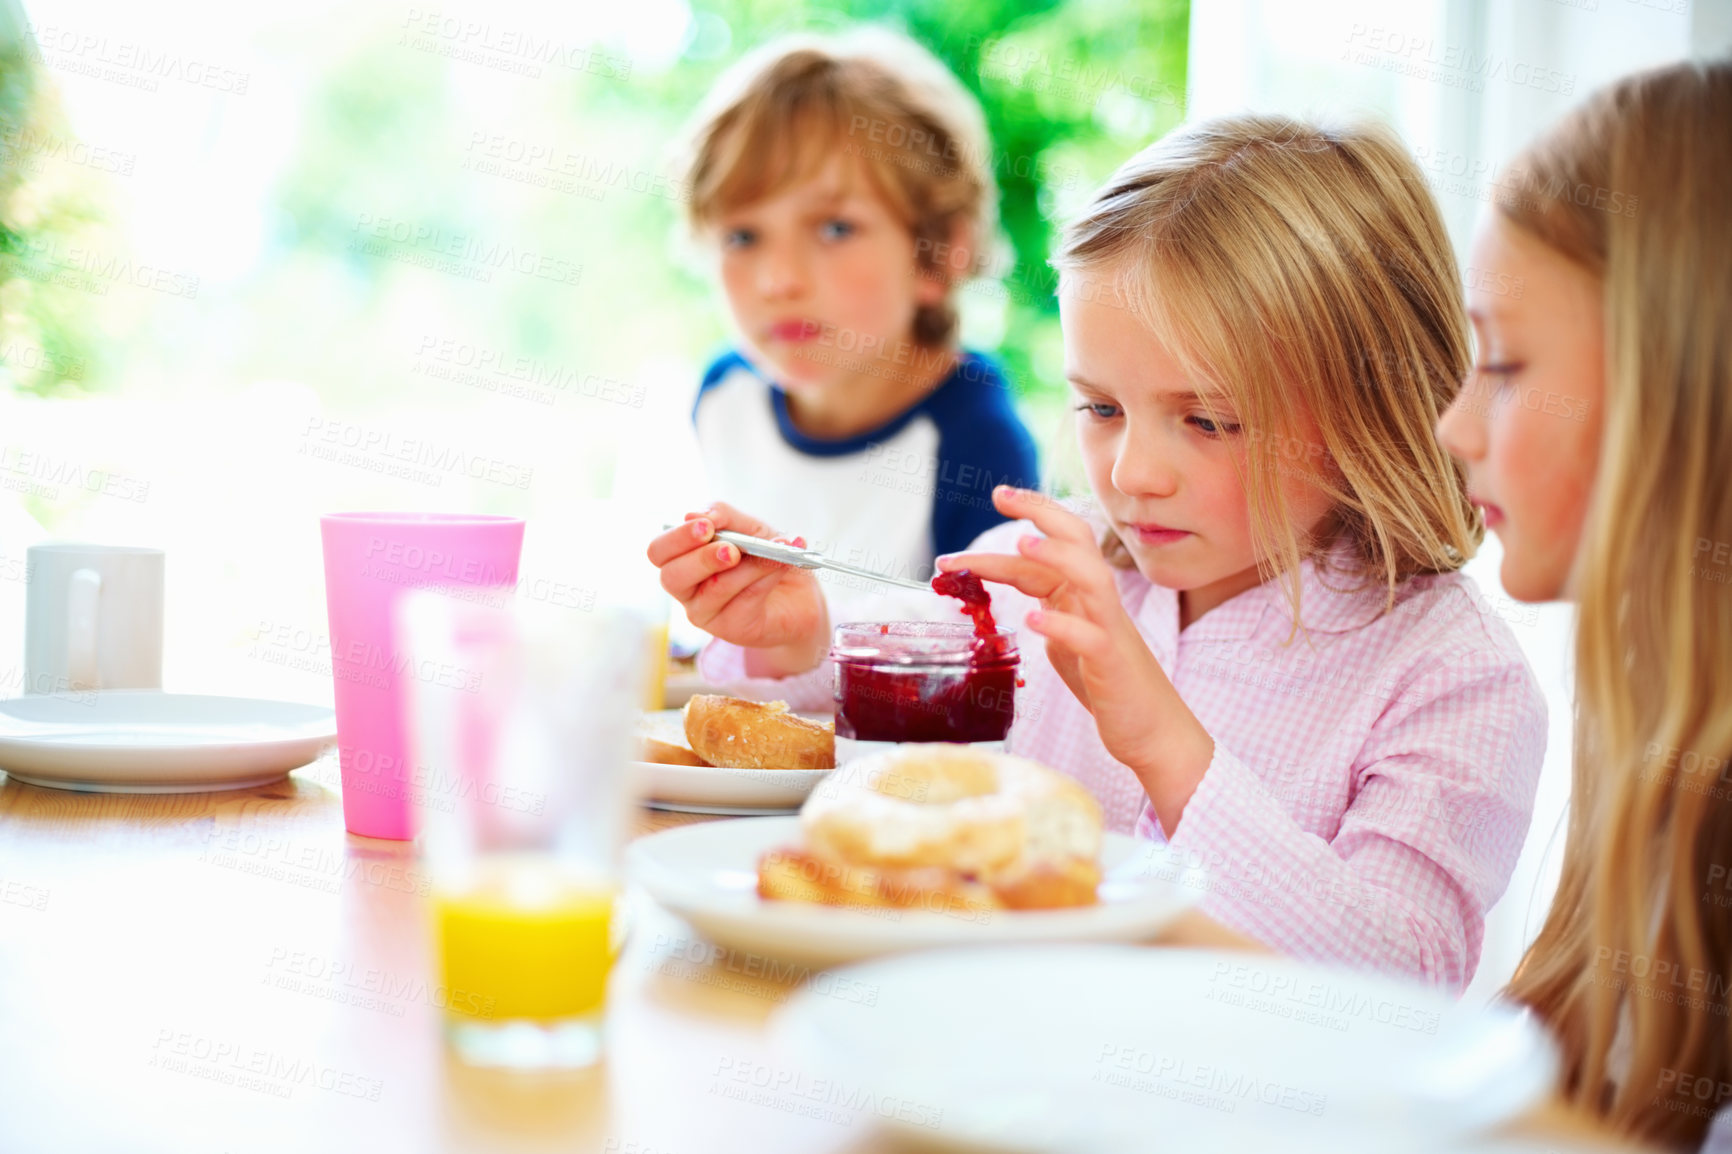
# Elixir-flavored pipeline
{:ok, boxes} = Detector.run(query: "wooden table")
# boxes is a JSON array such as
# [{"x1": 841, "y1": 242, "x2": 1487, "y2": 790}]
[{"x1": 0, "y1": 765, "x2": 1628, "y2": 1153}]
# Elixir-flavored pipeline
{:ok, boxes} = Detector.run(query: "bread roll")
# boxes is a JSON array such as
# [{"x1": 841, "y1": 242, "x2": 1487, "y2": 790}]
[{"x1": 684, "y1": 695, "x2": 835, "y2": 770}]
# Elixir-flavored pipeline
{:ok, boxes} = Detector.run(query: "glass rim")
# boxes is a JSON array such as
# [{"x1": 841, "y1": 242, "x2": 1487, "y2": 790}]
[
  {"x1": 321, "y1": 511, "x2": 524, "y2": 525},
  {"x1": 27, "y1": 542, "x2": 162, "y2": 555},
  {"x1": 831, "y1": 620, "x2": 1018, "y2": 665}
]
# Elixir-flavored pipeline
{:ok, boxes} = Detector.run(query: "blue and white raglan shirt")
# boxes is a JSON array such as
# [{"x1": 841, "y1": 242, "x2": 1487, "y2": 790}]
[{"x1": 693, "y1": 348, "x2": 1039, "y2": 624}]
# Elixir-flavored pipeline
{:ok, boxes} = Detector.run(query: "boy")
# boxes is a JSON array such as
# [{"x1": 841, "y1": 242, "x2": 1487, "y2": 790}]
[{"x1": 674, "y1": 27, "x2": 1038, "y2": 621}]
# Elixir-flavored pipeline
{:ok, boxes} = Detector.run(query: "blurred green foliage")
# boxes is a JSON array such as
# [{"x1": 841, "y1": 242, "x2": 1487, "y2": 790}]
[
  {"x1": 858, "y1": 0, "x2": 1190, "y2": 417},
  {"x1": 0, "y1": 0, "x2": 105, "y2": 398},
  {"x1": 271, "y1": 1, "x2": 1186, "y2": 443},
  {"x1": 1, "y1": 0, "x2": 1189, "y2": 488}
]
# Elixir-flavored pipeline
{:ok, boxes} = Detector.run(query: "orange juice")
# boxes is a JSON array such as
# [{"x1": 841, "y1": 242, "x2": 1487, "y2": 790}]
[
  {"x1": 642, "y1": 620, "x2": 670, "y2": 711},
  {"x1": 434, "y1": 855, "x2": 616, "y2": 1021}
]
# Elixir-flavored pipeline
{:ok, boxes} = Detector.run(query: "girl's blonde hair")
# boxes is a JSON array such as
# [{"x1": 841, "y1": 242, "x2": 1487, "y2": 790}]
[
  {"x1": 673, "y1": 27, "x2": 997, "y2": 348},
  {"x1": 1500, "y1": 58, "x2": 1732, "y2": 1150},
  {"x1": 1053, "y1": 115, "x2": 1480, "y2": 620}
]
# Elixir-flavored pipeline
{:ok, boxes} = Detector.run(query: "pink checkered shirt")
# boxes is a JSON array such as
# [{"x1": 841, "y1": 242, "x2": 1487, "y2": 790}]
[{"x1": 698, "y1": 520, "x2": 1547, "y2": 991}]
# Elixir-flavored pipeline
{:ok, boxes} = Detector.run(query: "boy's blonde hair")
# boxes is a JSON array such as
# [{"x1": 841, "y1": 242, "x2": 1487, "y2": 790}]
[
  {"x1": 1053, "y1": 115, "x2": 1479, "y2": 622},
  {"x1": 1500, "y1": 59, "x2": 1732, "y2": 1152},
  {"x1": 674, "y1": 27, "x2": 998, "y2": 348}
]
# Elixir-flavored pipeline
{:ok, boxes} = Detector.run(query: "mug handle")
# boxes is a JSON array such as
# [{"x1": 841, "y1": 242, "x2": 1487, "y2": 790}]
[{"x1": 66, "y1": 568, "x2": 101, "y2": 691}]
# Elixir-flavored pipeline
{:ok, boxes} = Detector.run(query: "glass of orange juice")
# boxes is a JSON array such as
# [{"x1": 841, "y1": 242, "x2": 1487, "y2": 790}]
[
  {"x1": 642, "y1": 616, "x2": 670, "y2": 711},
  {"x1": 398, "y1": 588, "x2": 645, "y2": 1069}
]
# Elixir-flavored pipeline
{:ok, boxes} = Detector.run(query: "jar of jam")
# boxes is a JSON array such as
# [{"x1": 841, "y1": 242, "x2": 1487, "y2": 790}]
[{"x1": 831, "y1": 622, "x2": 1019, "y2": 760}]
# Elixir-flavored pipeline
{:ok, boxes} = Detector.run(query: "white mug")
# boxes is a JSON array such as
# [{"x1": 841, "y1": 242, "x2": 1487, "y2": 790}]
[{"x1": 24, "y1": 544, "x2": 164, "y2": 693}]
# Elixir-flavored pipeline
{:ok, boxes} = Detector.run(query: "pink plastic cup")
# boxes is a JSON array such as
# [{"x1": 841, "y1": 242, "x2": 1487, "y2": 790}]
[{"x1": 319, "y1": 512, "x2": 525, "y2": 840}]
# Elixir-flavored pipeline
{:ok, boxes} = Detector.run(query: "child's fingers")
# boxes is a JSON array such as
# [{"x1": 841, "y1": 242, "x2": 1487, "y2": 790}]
[
  {"x1": 935, "y1": 550, "x2": 1066, "y2": 601},
  {"x1": 683, "y1": 561, "x2": 786, "y2": 628},
  {"x1": 1014, "y1": 535, "x2": 1117, "y2": 610},
  {"x1": 652, "y1": 503, "x2": 795, "y2": 569},
  {"x1": 700, "y1": 501, "x2": 783, "y2": 542},
  {"x1": 648, "y1": 516, "x2": 717, "y2": 567},
  {"x1": 1023, "y1": 607, "x2": 1113, "y2": 661},
  {"x1": 991, "y1": 486, "x2": 1094, "y2": 546},
  {"x1": 657, "y1": 538, "x2": 747, "y2": 601}
]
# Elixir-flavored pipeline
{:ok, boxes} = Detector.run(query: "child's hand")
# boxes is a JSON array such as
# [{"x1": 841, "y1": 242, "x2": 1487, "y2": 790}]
[
  {"x1": 646, "y1": 503, "x2": 831, "y2": 679},
  {"x1": 936, "y1": 485, "x2": 1214, "y2": 834}
]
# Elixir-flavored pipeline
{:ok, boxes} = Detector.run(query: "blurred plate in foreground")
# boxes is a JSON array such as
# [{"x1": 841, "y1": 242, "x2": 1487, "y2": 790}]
[{"x1": 771, "y1": 945, "x2": 1558, "y2": 1154}]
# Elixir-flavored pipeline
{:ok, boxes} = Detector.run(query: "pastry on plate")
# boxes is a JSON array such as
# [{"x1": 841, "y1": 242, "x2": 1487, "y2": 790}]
[
  {"x1": 684, "y1": 695, "x2": 835, "y2": 771},
  {"x1": 757, "y1": 743, "x2": 1102, "y2": 912}
]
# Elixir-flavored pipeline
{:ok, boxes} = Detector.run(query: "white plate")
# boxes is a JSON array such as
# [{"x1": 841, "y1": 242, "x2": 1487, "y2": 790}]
[
  {"x1": 626, "y1": 816, "x2": 1204, "y2": 968},
  {"x1": 630, "y1": 708, "x2": 829, "y2": 811},
  {"x1": 629, "y1": 761, "x2": 826, "y2": 810},
  {"x1": 0, "y1": 691, "x2": 337, "y2": 793},
  {"x1": 640, "y1": 798, "x2": 811, "y2": 817},
  {"x1": 771, "y1": 946, "x2": 1559, "y2": 1154}
]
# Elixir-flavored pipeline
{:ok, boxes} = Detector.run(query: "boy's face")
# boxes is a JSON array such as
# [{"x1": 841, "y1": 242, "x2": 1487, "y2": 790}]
[
  {"x1": 1059, "y1": 271, "x2": 1335, "y2": 619},
  {"x1": 713, "y1": 153, "x2": 942, "y2": 393}
]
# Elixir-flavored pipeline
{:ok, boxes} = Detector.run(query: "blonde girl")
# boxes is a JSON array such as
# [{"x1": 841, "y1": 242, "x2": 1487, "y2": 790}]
[
  {"x1": 1437, "y1": 58, "x2": 1732, "y2": 1150},
  {"x1": 651, "y1": 115, "x2": 1548, "y2": 990}
]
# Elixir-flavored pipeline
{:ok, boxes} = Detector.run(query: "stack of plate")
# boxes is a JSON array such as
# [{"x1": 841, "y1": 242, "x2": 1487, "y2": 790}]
[{"x1": 0, "y1": 691, "x2": 336, "y2": 793}]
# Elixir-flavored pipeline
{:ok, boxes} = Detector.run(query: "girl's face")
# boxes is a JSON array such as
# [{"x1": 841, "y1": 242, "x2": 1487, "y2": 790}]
[
  {"x1": 1436, "y1": 214, "x2": 1605, "y2": 602},
  {"x1": 1059, "y1": 276, "x2": 1336, "y2": 622}
]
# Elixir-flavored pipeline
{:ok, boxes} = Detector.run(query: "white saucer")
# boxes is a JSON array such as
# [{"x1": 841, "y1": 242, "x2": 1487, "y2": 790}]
[
  {"x1": 626, "y1": 816, "x2": 1204, "y2": 968},
  {"x1": 771, "y1": 945, "x2": 1559, "y2": 1153},
  {"x1": 0, "y1": 691, "x2": 338, "y2": 793},
  {"x1": 631, "y1": 708, "x2": 829, "y2": 811},
  {"x1": 640, "y1": 798, "x2": 810, "y2": 817},
  {"x1": 629, "y1": 760, "x2": 825, "y2": 811}
]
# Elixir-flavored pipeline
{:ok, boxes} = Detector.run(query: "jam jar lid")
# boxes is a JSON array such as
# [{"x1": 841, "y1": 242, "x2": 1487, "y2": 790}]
[{"x1": 830, "y1": 621, "x2": 1018, "y2": 666}]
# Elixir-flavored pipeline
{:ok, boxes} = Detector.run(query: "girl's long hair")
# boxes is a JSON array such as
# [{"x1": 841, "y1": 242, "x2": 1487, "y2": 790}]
[
  {"x1": 1498, "y1": 58, "x2": 1732, "y2": 1150},
  {"x1": 1052, "y1": 115, "x2": 1479, "y2": 623}
]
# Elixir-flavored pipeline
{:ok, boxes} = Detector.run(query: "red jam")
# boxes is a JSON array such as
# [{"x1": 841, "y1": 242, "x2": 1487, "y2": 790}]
[
  {"x1": 831, "y1": 622, "x2": 1019, "y2": 744},
  {"x1": 931, "y1": 568, "x2": 995, "y2": 640}
]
